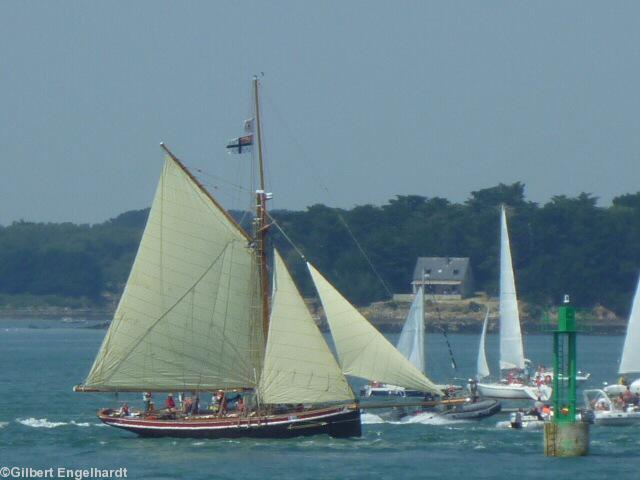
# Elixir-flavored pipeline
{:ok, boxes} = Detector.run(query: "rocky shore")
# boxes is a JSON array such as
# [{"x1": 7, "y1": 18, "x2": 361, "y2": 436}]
[{"x1": 0, "y1": 295, "x2": 627, "y2": 334}]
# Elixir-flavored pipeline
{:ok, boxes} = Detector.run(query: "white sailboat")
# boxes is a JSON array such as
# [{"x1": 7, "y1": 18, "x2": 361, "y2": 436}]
[
  {"x1": 604, "y1": 275, "x2": 640, "y2": 397},
  {"x1": 74, "y1": 77, "x2": 442, "y2": 439},
  {"x1": 476, "y1": 308, "x2": 491, "y2": 381},
  {"x1": 478, "y1": 206, "x2": 550, "y2": 401},
  {"x1": 359, "y1": 288, "x2": 502, "y2": 420}
]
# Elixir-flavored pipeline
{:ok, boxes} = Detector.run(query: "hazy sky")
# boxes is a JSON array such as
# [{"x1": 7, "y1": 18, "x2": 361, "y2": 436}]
[{"x1": 1, "y1": 1, "x2": 639, "y2": 224}]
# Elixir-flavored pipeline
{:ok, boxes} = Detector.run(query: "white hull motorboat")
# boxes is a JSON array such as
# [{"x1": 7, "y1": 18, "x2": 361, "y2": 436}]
[
  {"x1": 478, "y1": 382, "x2": 551, "y2": 401},
  {"x1": 582, "y1": 389, "x2": 640, "y2": 426}
]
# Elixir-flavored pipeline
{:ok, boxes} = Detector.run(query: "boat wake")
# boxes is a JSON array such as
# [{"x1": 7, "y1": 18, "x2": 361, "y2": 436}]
[
  {"x1": 395, "y1": 412, "x2": 466, "y2": 426},
  {"x1": 17, "y1": 418, "x2": 68, "y2": 428},
  {"x1": 361, "y1": 411, "x2": 465, "y2": 426},
  {"x1": 16, "y1": 418, "x2": 93, "y2": 429},
  {"x1": 361, "y1": 413, "x2": 385, "y2": 424}
]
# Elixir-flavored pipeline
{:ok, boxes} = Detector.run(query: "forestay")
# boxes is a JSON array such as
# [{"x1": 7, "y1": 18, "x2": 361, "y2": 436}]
[
  {"x1": 499, "y1": 206, "x2": 525, "y2": 371},
  {"x1": 396, "y1": 287, "x2": 425, "y2": 374},
  {"x1": 619, "y1": 275, "x2": 640, "y2": 374},
  {"x1": 307, "y1": 263, "x2": 440, "y2": 394},
  {"x1": 82, "y1": 156, "x2": 264, "y2": 391},
  {"x1": 258, "y1": 251, "x2": 354, "y2": 404}
]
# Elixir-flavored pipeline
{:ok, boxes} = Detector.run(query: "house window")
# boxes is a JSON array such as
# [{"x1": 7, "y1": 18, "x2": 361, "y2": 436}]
[{"x1": 453, "y1": 269, "x2": 459, "y2": 275}]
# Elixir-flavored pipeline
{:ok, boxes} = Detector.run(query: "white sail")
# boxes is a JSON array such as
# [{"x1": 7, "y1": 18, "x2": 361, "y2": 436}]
[
  {"x1": 477, "y1": 308, "x2": 491, "y2": 380},
  {"x1": 619, "y1": 275, "x2": 640, "y2": 374},
  {"x1": 396, "y1": 287, "x2": 425, "y2": 373},
  {"x1": 258, "y1": 251, "x2": 354, "y2": 404},
  {"x1": 82, "y1": 155, "x2": 264, "y2": 391},
  {"x1": 499, "y1": 206, "x2": 525, "y2": 371},
  {"x1": 307, "y1": 263, "x2": 440, "y2": 394}
]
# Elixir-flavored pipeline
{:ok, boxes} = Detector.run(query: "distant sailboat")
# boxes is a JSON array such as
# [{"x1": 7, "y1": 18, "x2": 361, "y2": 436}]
[
  {"x1": 360, "y1": 287, "x2": 432, "y2": 397},
  {"x1": 396, "y1": 286, "x2": 426, "y2": 374},
  {"x1": 476, "y1": 308, "x2": 491, "y2": 381},
  {"x1": 359, "y1": 287, "x2": 501, "y2": 419},
  {"x1": 478, "y1": 206, "x2": 549, "y2": 401},
  {"x1": 74, "y1": 77, "x2": 441, "y2": 439},
  {"x1": 605, "y1": 275, "x2": 640, "y2": 396}
]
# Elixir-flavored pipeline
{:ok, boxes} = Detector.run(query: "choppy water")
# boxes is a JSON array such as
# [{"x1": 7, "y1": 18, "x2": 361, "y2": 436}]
[{"x1": 1, "y1": 318, "x2": 639, "y2": 479}]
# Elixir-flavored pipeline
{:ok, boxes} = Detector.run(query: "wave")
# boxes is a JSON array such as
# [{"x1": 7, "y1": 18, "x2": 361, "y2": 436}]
[
  {"x1": 361, "y1": 411, "x2": 465, "y2": 426},
  {"x1": 361, "y1": 413, "x2": 385, "y2": 424},
  {"x1": 17, "y1": 418, "x2": 68, "y2": 428},
  {"x1": 393, "y1": 412, "x2": 466, "y2": 426},
  {"x1": 0, "y1": 422, "x2": 8, "y2": 429},
  {"x1": 70, "y1": 421, "x2": 91, "y2": 427}
]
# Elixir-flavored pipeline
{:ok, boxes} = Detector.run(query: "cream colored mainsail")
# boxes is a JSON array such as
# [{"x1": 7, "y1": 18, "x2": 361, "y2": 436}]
[
  {"x1": 258, "y1": 251, "x2": 354, "y2": 404},
  {"x1": 307, "y1": 263, "x2": 440, "y2": 394},
  {"x1": 82, "y1": 155, "x2": 264, "y2": 391}
]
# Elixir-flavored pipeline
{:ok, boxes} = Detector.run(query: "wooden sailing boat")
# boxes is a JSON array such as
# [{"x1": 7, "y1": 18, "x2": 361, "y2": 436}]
[{"x1": 74, "y1": 77, "x2": 440, "y2": 439}]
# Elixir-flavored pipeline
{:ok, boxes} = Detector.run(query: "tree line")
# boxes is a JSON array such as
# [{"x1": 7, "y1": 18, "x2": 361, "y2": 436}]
[{"x1": 1, "y1": 183, "x2": 640, "y2": 315}]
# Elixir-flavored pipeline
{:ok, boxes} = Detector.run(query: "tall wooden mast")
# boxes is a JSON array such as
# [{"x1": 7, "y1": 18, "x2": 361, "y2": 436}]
[{"x1": 253, "y1": 76, "x2": 270, "y2": 339}]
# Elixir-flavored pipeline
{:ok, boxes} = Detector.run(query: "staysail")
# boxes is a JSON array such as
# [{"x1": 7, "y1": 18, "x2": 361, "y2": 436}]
[
  {"x1": 81, "y1": 155, "x2": 264, "y2": 391},
  {"x1": 476, "y1": 308, "x2": 491, "y2": 380},
  {"x1": 307, "y1": 263, "x2": 440, "y2": 394},
  {"x1": 258, "y1": 251, "x2": 354, "y2": 404},
  {"x1": 499, "y1": 206, "x2": 525, "y2": 371},
  {"x1": 619, "y1": 275, "x2": 640, "y2": 374},
  {"x1": 396, "y1": 287, "x2": 425, "y2": 374}
]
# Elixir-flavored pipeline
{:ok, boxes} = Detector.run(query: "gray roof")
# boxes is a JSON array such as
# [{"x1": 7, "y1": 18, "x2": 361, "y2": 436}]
[{"x1": 412, "y1": 257, "x2": 470, "y2": 282}]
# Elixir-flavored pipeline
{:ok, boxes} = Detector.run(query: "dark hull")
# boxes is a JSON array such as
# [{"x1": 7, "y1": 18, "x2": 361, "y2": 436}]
[
  {"x1": 379, "y1": 399, "x2": 501, "y2": 422},
  {"x1": 99, "y1": 406, "x2": 361, "y2": 439},
  {"x1": 444, "y1": 399, "x2": 501, "y2": 420}
]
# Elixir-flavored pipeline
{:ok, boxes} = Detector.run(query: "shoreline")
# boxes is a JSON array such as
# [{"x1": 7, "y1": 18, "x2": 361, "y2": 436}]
[{"x1": 0, "y1": 308, "x2": 626, "y2": 335}]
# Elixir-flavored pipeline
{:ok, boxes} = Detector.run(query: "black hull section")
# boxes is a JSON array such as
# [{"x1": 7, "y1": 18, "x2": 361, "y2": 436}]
[{"x1": 100, "y1": 407, "x2": 361, "y2": 439}]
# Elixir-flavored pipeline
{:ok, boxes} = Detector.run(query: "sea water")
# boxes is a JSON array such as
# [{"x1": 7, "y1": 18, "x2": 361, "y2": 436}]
[{"x1": 1, "y1": 318, "x2": 639, "y2": 480}]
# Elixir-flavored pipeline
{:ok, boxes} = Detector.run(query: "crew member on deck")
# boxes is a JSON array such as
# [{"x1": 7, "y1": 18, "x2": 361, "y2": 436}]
[
  {"x1": 236, "y1": 396, "x2": 245, "y2": 416},
  {"x1": 143, "y1": 392, "x2": 153, "y2": 412},
  {"x1": 193, "y1": 394, "x2": 200, "y2": 415},
  {"x1": 166, "y1": 393, "x2": 176, "y2": 412}
]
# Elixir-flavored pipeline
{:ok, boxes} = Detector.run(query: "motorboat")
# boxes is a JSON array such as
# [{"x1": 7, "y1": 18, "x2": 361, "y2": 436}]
[{"x1": 582, "y1": 389, "x2": 640, "y2": 426}]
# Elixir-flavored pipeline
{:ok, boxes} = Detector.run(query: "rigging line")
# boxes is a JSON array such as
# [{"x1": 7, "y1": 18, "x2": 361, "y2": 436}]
[
  {"x1": 192, "y1": 176, "x2": 254, "y2": 232},
  {"x1": 194, "y1": 168, "x2": 251, "y2": 193},
  {"x1": 267, "y1": 212, "x2": 306, "y2": 261},
  {"x1": 425, "y1": 287, "x2": 458, "y2": 372},
  {"x1": 335, "y1": 214, "x2": 393, "y2": 298},
  {"x1": 261, "y1": 91, "x2": 393, "y2": 298}
]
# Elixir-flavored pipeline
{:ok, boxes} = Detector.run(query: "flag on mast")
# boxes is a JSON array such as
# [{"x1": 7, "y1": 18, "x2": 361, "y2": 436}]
[
  {"x1": 226, "y1": 118, "x2": 255, "y2": 154},
  {"x1": 226, "y1": 135, "x2": 253, "y2": 154}
]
